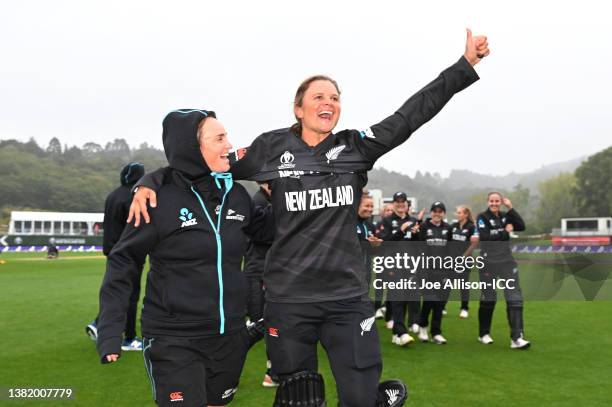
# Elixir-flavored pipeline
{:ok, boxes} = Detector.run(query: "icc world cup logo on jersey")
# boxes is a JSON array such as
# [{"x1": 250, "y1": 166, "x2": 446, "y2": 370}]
[{"x1": 278, "y1": 151, "x2": 295, "y2": 169}]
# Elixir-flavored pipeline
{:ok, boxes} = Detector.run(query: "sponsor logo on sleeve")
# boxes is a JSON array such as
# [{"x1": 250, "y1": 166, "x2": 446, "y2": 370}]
[
  {"x1": 360, "y1": 127, "x2": 376, "y2": 139},
  {"x1": 268, "y1": 327, "x2": 279, "y2": 337},
  {"x1": 234, "y1": 148, "x2": 247, "y2": 161}
]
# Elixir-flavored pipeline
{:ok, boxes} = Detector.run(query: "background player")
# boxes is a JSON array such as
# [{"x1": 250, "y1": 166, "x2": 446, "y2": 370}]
[
  {"x1": 86, "y1": 162, "x2": 146, "y2": 352},
  {"x1": 477, "y1": 192, "x2": 530, "y2": 349}
]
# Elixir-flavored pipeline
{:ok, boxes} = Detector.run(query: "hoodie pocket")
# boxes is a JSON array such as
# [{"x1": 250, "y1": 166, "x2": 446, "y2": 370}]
[{"x1": 163, "y1": 263, "x2": 220, "y2": 322}]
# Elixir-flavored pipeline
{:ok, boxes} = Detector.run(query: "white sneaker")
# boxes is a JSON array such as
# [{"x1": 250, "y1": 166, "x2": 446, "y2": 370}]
[
  {"x1": 442, "y1": 309, "x2": 448, "y2": 316},
  {"x1": 386, "y1": 320, "x2": 394, "y2": 330},
  {"x1": 262, "y1": 373, "x2": 279, "y2": 387},
  {"x1": 511, "y1": 337, "x2": 531, "y2": 349},
  {"x1": 418, "y1": 327, "x2": 430, "y2": 342},
  {"x1": 121, "y1": 338, "x2": 143, "y2": 351},
  {"x1": 85, "y1": 322, "x2": 98, "y2": 341},
  {"x1": 432, "y1": 334, "x2": 447, "y2": 345},
  {"x1": 478, "y1": 334, "x2": 494, "y2": 345},
  {"x1": 459, "y1": 309, "x2": 469, "y2": 319},
  {"x1": 410, "y1": 323, "x2": 420, "y2": 334},
  {"x1": 391, "y1": 333, "x2": 414, "y2": 346},
  {"x1": 375, "y1": 308, "x2": 384, "y2": 319}
]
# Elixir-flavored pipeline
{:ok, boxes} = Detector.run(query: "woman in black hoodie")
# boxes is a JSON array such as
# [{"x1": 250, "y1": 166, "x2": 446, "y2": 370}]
[{"x1": 97, "y1": 109, "x2": 272, "y2": 407}]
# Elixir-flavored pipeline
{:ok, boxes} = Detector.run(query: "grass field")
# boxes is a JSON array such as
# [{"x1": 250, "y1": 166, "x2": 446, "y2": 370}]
[{"x1": 1, "y1": 251, "x2": 611, "y2": 406}]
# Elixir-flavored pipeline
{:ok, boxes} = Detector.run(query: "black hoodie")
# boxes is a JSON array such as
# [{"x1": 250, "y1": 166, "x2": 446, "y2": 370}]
[
  {"x1": 102, "y1": 162, "x2": 145, "y2": 255},
  {"x1": 97, "y1": 109, "x2": 273, "y2": 362}
]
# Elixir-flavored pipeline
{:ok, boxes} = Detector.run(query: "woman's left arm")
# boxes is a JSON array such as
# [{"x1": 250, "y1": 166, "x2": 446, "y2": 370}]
[{"x1": 355, "y1": 30, "x2": 488, "y2": 163}]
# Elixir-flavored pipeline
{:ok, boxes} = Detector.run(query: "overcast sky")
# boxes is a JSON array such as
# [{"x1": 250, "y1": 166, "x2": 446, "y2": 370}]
[{"x1": 1, "y1": 0, "x2": 610, "y2": 177}]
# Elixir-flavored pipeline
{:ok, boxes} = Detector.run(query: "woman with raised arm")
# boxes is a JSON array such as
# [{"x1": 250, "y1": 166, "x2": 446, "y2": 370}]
[{"x1": 129, "y1": 30, "x2": 489, "y2": 407}]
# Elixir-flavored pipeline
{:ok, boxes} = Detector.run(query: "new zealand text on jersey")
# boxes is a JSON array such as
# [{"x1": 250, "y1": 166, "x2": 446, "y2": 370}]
[{"x1": 285, "y1": 185, "x2": 354, "y2": 211}]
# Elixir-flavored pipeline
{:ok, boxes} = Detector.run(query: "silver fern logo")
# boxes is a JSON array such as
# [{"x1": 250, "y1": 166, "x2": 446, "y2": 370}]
[
  {"x1": 325, "y1": 145, "x2": 346, "y2": 163},
  {"x1": 360, "y1": 316, "x2": 375, "y2": 336},
  {"x1": 386, "y1": 389, "x2": 399, "y2": 404}
]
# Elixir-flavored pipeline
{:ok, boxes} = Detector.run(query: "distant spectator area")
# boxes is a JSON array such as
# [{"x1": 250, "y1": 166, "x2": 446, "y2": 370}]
[{"x1": 9, "y1": 211, "x2": 104, "y2": 236}]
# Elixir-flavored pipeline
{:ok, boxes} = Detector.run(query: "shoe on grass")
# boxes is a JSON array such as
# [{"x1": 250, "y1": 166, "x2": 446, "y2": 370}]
[{"x1": 121, "y1": 337, "x2": 143, "y2": 351}]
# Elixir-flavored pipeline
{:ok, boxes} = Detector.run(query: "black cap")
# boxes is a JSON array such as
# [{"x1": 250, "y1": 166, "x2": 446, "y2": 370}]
[
  {"x1": 430, "y1": 201, "x2": 446, "y2": 212},
  {"x1": 393, "y1": 192, "x2": 408, "y2": 202}
]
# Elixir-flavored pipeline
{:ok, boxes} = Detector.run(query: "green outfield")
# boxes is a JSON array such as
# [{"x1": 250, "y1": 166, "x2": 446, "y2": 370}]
[{"x1": 0, "y1": 252, "x2": 611, "y2": 406}]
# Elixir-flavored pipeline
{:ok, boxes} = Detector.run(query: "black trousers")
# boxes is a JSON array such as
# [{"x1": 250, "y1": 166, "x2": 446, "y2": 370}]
[
  {"x1": 391, "y1": 300, "x2": 421, "y2": 336},
  {"x1": 391, "y1": 273, "x2": 421, "y2": 336},
  {"x1": 142, "y1": 331, "x2": 248, "y2": 406},
  {"x1": 419, "y1": 270, "x2": 448, "y2": 336},
  {"x1": 96, "y1": 262, "x2": 143, "y2": 340},
  {"x1": 442, "y1": 270, "x2": 471, "y2": 311},
  {"x1": 478, "y1": 260, "x2": 525, "y2": 340},
  {"x1": 459, "y1": 269, "x2": 471, "y2": 310},
  {"x1": 265, "y1": 297, "x2": 382, "y2": 407}
]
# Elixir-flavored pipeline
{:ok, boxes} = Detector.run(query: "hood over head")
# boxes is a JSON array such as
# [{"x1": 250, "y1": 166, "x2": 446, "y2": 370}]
[
  {"x1": 162, "y1": 109, "x2": 217, "y2": 180},
  {"x1": 120, "y1": 162, "x2": 145, "y2": 186}
]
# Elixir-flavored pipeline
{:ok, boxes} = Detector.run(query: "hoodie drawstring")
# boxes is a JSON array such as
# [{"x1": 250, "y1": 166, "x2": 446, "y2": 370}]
[
  {"x1": 211, "y1": 172, "x2": 233, "y2": 191},
  {"x1": 190, "y1": 173, "x2": 233, "y2": 334}
]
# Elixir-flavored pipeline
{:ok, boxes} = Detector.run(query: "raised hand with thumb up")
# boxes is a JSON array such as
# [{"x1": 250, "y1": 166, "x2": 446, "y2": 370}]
[{"x1": 464, "y1": 28, "x2": 490, "y2": 66}]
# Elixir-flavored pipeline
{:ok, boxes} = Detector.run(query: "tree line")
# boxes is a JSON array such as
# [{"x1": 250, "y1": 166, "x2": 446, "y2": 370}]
[
  {"x1": 0, "y1": 138, "x2": 169, "y2": 228},
  {"x1": 1, "y1": 138, "x2": 610, "y2": 235}
]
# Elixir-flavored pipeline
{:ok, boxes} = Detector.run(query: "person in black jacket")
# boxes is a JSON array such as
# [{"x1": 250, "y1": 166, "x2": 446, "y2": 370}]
[
  {"x1": 356, "y1": 192, "x2": 378, "y2": 243},
  {"x1": 448, "y1": 205, "x2": 479, "y2": 319},
  {"x1": 128, "y1": 32, "x2": 489, "y2": 407},
  {"x1": 377, "y1": 192, "x2": 421, "y2": 346},
  {"x1": 243, "y1": 182, "x2": 278, "y2": 388},
  {"x1": 414, "y1": 202, "x2": 451, "y2": 345},
  {"x1": 85, "y1": 162, "x2": 145, "y2": 351},
  {"x1": 476, "y1": 192, "x2": 530, "y2": 349},
  {"x1": 97, "y1": 110, "x2": 272, "y2": 407},
  {"x1": 356, "y1": 192, "x2": 384, "y2": 318}
]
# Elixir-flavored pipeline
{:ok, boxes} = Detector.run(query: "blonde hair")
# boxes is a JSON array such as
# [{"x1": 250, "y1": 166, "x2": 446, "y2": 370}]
[{"x1": 457, "y1": 205, "x2": 475, "y2": 224}]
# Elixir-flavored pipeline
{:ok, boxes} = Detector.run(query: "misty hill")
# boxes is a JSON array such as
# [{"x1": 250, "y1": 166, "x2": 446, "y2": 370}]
[
  {"x1": 437, "y1": 157, "x2": 585, "y2": 194},
  {"x1": 367, "y1": 156, "x2": 584, "y2": 201}
]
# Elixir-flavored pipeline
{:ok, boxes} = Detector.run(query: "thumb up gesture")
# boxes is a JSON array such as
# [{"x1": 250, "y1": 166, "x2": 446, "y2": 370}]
[{"x1": 464, "y1": 28, "x2": 489, "y2": 66}]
